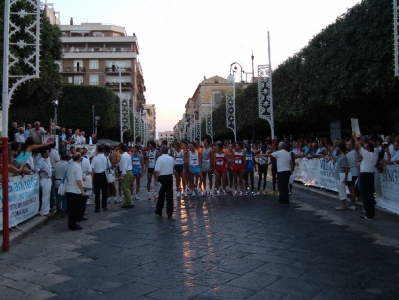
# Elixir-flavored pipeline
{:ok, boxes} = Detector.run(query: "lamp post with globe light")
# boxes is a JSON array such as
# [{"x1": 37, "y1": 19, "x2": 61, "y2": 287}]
[{"x1": 226, "y1": 62, "x2": 243, "y2": 142}]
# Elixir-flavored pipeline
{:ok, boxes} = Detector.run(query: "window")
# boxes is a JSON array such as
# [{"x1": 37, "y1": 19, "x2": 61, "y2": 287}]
[
  {"x1": 214, "y1": 79, "x2": 219, "y2": 83},
  {"x1": 74, "y1": 60, "x2": 83, "y2": 71},
  {"x1": 89, "y1": 75, "x2": 99, "y2": 85},
  {"x1": 112, "y1": 77, "x2": 125, "y2": 83},
  {"x1": 74, "y1": 76, "x2": 83, "y2": 85},
  {"x1": 213, "y1": 92, "x2": 221, "y2": 106},
  {"x1": 89, "y1": 60, "x2": 99, "y2": 69},
  {"x1": 68, "y1": 77, "x2": 72, "y2": 84},
  {"x1": 113, "y1": 47, "x2": 124, "y2": 52}
]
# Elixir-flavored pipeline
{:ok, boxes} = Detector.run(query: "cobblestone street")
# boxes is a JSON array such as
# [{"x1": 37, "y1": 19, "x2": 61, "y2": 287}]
[{"x1": 1, "y1": 178, "x2": 398, "y2": 299}]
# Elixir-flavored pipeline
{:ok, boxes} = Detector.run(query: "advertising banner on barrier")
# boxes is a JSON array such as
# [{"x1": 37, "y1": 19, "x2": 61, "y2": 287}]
[
  {"x1": 375, "y1": 165, "x2": 399, "y2": 215},
  {"x1": 0, "y1": 174, "x2": 40, "y2": 230},
  {"x1": 294, "y1": 157, "x2": 399, "y2": 215}
]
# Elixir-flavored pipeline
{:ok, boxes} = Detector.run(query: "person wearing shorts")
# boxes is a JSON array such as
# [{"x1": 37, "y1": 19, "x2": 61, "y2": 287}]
[
  {"x1": 334, "y1": 143, "x2": 349, "y2": 210},
  {"x1": 146, "y1": 141, "x2": 159, "y2": 200},
  {"x1": 269, "y1": 144, "x2": 278, "y2": 195},
  {"x1": 173, "y1": 143, "x2": 186, "y2": 198},
  {"x1": 226, "y1": 143, "x2": 235, "y2": 194},
  {"x1": 233, "y1": 142, "x2": 245, "y2": 196},
  {"x1": 214, "y1": 142, "x2": 227, "y2": 196},
  {"x1": 186, "y1": 141, "x2": 202, "y2": 197},
  {"x1": 256, "y1": 143, "x2": 268, "y2": 195},
  {"x1": 201, "y1": 138, "x2": 214, "y2": 196},
  {"x1": 131, "y1": 146, "x2": 143, "y2": 201},
  {"x1": 345, "y1": 139, "x2": 359, "y2": 210},
  {"x1": 244, "y1": 143, "x2": 255, "y2": 196}
]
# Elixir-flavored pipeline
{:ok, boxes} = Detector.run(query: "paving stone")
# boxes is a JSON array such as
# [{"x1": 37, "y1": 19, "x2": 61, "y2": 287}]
[
  {"x1": 266, "y1": 277, "x2": 326, "y2": 298},
  {"x1": 186, "y1": 269, "x2": 238, "y2": 288},
  {"x1": 146, "y1": 281, "x2": 210, "y2": 299},
  {"x1": 196, "y1": 284, "x2": 255, "y2": 299},
  {"x1": 6, "y1": 280, "x2": 56, "y2": 299},
  {"x1": 244, "y1": 253, "x2": 297, "y2": 265},
  {"x1": 24, "y1": 273, "x2": 72, "y2": 287},
  {"x1": 0, "y1": 285, "x2": 28, "y2": 300},
  {"x1": 253, "y1": 262, "x2": 309, "y2": 278},
  {"x1": 226, "y1": 272, "x2": 279, "y2": 291},
  {"x1": 246, "y1": 289, "x2": 287, "y2": 300}
]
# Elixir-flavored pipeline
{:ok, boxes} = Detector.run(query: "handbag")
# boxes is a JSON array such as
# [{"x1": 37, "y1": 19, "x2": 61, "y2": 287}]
[
  {"x1": 82, "y1": 173, "x2": 93, "y2": 189},
  {"x1": 57, "y1": 164, "x2": 70, "y2": 197},
  {"x1": 106, "y1": 158, "x2": 115, "y2": 183}
]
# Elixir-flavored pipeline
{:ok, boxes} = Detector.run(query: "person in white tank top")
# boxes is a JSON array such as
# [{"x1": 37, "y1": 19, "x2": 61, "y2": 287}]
[{"x1": 146, "y1": 141, "x2": 160, "y2": 200}]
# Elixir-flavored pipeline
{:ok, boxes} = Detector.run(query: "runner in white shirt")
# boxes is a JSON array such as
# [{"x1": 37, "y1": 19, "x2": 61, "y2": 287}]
[{"x1": 146, "y1": 141, "x2": 160, "y2": 200}]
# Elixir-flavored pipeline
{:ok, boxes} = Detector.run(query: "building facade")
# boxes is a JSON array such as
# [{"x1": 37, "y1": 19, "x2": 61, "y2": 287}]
[
  {"x1": 157, "y1": 131, "x2": 174, "y2": 145},
  {"x1": 145, "y1": 104, "x2": 156, "y2": 140}
]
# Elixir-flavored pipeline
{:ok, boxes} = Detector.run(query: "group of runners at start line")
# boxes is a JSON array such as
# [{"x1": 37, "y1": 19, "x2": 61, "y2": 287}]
[{"x1": 122, "y1": 138, "x2": 276, "y2": 199}]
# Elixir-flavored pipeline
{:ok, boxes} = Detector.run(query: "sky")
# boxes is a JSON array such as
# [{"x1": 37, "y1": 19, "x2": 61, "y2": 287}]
[{"x1": 52, "y1": 0, "x2": 361, "y2": 135}]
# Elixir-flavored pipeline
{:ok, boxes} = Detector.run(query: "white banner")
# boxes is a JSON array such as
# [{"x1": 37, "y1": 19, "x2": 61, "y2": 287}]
[
  {"x1": 0, "y1": 174, "x2": 40, "y2": 230},
  {"x1": 375, "y1": 165, "x2": 399, "y2": 214}
]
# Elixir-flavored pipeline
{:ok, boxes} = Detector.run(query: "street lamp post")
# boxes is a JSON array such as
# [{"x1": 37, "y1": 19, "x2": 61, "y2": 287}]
[
  {"x1": 94, "y1": 115, "x2": 100, "y2": 135},
  {"x1": 226, "y1": 62, "x2": 242, "y2": 142},
  {"x1": 52, "y1": 100, "x2": 58, "y2": 135},
  {"x1": 91, "y1": 104, "x2": 95, "y2": 134}
]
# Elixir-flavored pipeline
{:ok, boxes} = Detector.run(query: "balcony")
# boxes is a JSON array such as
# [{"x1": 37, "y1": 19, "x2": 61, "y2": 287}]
[
  {"x1": 105, "y1": 81, "x2": 132, "y2": 90},
  {"x1": 105, "y1": 67, "x2": 132, "y2": 74},
  {"x1": 61, "y1": 67, "x2": 86, "y2": 74}
]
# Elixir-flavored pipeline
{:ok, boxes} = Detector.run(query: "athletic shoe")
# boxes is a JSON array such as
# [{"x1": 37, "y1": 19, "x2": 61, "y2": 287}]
[
  {"x1": 183, "y1": 192, "x2": 188, "y2": 197},
  {"x1": 360, "y1": 216, "x2": 372, "y2": 220},
  {"x1": 114, "y1": 198, "x2": 121, "y2": 204},
  {"x1": 252, "y1": 192, "x2": 255, "y2": 196},
  {"x1": 335, "y1": 206, "x2": 347, "y2": 211},
  {"x1": 239, "y1": 191, "x2": 243, "y2": 197},
  {"x1": 107, "y1": 198, "x2": 112, "y2": 204},
  {"x1": 191, "y1": 191, "x2": 196, "y2": 197},
  {"x1": 214, "y1": 188, "x2": 218, "y2": 194},
  {"x1": 347, "y1": 204, "x2": 356, "y2": 210},
  {"x1": 203, "y1": 190, "x2": 208, "y2": 196},
  {"x1": 216, "y1": 190, "x2": 220, "y2": 196},
  {"x1": 148, "y1": 194, "x2": 152, "y2": 200},
  {"x1": 244, "y1": 191, "x2": 249, "y2": 196},
  {"x1": 263, "y1": 191, "x2": 267, "y2": 196},
  {"x1": 288, "y1": 192, "x2": 292, "y2": 196},
  {"x1": 177, "y1": 192, "x2": 181, "y2": 198},
  {"x1": 209, "y1": 191, "x2": 213, "y2": 196},
  {"x1": 234, "y1": 190, "x2": 238, "y2": 196},
  {"x1": 256, "y1": 191, "x2": 261, "y2": 196},
  {"x1": 86, "y1": 199, "x2": 91, "y2": 205},
  {"x1": 198, "y1": 188, "x2": 203, "y2": 196},
  {"x1": 228, "y1": 190, "x2": 233, "y2": 195},
  {"x1": 223, "y1": 190, "x2": 227, "y2": 196},
  {"x1": 269, "y1": 191, "x2": 275, "y2": 195},
  {"x1": 135, "y1": 195, "x2": 140, "y2": 201}
]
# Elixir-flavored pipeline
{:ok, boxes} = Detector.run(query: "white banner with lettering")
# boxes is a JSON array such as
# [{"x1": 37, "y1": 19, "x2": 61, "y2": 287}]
[
  {"x1": 294, "y1": 158, "x2": 399, "y2": 215},
  {"x1": 0, "y1": 174, "x2": 40, "y2": 230}
]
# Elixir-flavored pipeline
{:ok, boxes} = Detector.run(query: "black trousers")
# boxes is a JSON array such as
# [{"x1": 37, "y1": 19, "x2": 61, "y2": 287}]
[
  {"x1": 156, "y1": 175, "x2": 174, "y2": 216},
  {"x1": 277, "y1": 171, "x2": 291, "y2": 203},
  {"x1": 360, "y1": 172, "x2": 375, "y2": 219},
  {"x1": 66, "y1": 192, "x2": 80, "y2": 229},
  {"x1": 77, "y1": 194, "x2": 87, "y2": 220},
  {"x1": 94, "y1": 172, "x2": 108, "y2": 210}
]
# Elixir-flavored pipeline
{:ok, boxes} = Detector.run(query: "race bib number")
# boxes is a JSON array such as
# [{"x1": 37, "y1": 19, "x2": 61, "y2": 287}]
[
  {"x1": 149, "y1": 158, "x2": 155, "y2": 163},
  {"x1": 235, "y1": 159, "x2": 242, "y2": 164},
  {"x1": 191, "y1": 158, "x2": 198, "y2": 164},
  {"x1": 246, "y1": 156, "x2": 252, "y2": 161},
  {"x1": 175, "y1": 157, "x2": 183, "y2": 164},
  {"x1": 216, "y1": 160, "x2": 224, "y2": 165},
  {"x1": 133, "y1": 161, "x2": 140, "y2": 165}
]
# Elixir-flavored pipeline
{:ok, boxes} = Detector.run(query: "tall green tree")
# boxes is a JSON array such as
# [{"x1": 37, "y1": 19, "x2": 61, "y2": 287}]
[{"x1": 0, "y1": 1, "x2": 63, "y2": 127}]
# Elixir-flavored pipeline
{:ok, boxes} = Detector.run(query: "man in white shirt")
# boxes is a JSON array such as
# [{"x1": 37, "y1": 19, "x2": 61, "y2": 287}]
[
  {"x1": 383, "y1": 141, "x2": 399, "y2": 165},
  {"x1": 263, "y1": 142, "x2": 293, "y2": 204},
  {"x1": 353, "y1": 132, "x2": 378, "y2": 220},
  {"x1": 91, "y1": 145, "x2": 109, "y2": 213},
  {"x1": 66, "y1": 153, "x2": 86, "y2": 231},
  {"x1": 49, "y1": 143, "x2": 60, "y2": 211},
  {"x1": 154, "y1": 146, "x2": 175, "y2": 217},
  {"x1": 119, "y1": 144, "x2": 134, "y2": 209},
  {"x1": 78, "y1": 146, "x2": 93, "y2": 208},
  {"x1": 14, "y1": 127, "x2": 25, "y2": 143},
  {"x1": 29, "y1": 121, "x2": 46, "y2": 144},
  {"x1": 34, "y1": 147, "x2": 53, "y2": 217},
  {"x1": 54, "y1": 153, "x2": 69, "y2": 217}
]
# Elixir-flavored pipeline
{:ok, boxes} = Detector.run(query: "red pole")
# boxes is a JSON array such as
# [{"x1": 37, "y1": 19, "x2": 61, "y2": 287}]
[{"x1": 2, "y1": 137, "x2": 9, "y2": 251}]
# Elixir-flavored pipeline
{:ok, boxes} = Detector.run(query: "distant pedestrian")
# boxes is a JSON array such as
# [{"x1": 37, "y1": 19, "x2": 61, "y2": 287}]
[
  {"x1": 34, "y1": 147, "x2": 53, "y2": 216},
  {"x1": 66, "y1": 153, "x2": 86, "y2": 230},
  {"x1": 264, "y1": 142, "x2": 293, "y2": 204},
  {"x1": 91, "y1": 145, "x2": 109, "y2": 213},
  {"x1": 334, "y1": 143, "x2": 349, "y2": 210},
  {"x1": 353, "y1": 132, "x2": 378, "y2": 220},
  {"x1": 119, "y1": 144, "x2": 134, "y2": 209},
  {"x1": 154, "y1": 146, "x2": 174, "y2": 217}
]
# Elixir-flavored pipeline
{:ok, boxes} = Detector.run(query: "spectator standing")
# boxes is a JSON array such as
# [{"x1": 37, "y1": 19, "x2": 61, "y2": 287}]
[
  {"x1": 34, "y1": 147, "x2": 53, "y2": 217},
  {"x1": 14, "y1": 127, "x2": 25, "y2": 143},
  {"x1": 24, "y1": 124, "x2": 32, "y2": 141},
  {"x1": 264, "y1": 142, "x2": 293, "y2": 204},
  {"x1": 66, "y1": 153, "x2": 86, "y2": 230},
  {"x1": 154, "y1": 146, "x2": 175, "y2": 217},
  {"x1": 8, "y1": 122, "x2": 18, "y2": 142},
  {"x1": 345, "y1": 139, "x2": 359, "y2": 210},
  {"x1": 91, "y1": 145, "x2": 109, "y2": 213},
  {"x1": 78, "y1": 146, "x2": 92, "y2": 216},
  {"x1": 353, "y1": 132, "x2": 378, "y2": 220},
  {"x1": 119, "y1": 144, "x2": 134, "y2": 209},
  {"x1": 334, "y1": 143, "x2": 349, "y2": 210},
  {"x1": 54, "y1": 153, "x2": 69, "y2": 217},
  {"x1": 49, "y1": 142, "x2": 60, "y2": 211},
  {"x1": 29, "y1": 121, "x2": 46, "y2": 144}
]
